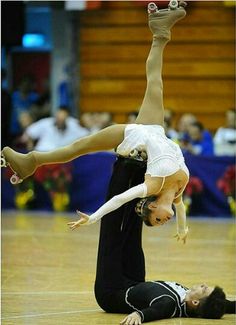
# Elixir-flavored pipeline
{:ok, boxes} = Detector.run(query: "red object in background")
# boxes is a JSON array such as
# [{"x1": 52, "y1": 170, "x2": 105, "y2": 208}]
[
  {"x1": 34, "y1": 164, "x2": 72, "y2": 184},
  {"x1": 11, "y1": 52, "x2": 50, "y2": 94},
  {"x1": 86, "y1": 1, "x2": 101, "y2": 9},
  {"x1": 217, "y1": 165, "x2": 236, "y2": 197},
  {"x1": 184, "y1": 176, "x2": 204, "y2": 197},
  {"x1": 34, "y1": 163, "x2": 72, "y2": 193}
]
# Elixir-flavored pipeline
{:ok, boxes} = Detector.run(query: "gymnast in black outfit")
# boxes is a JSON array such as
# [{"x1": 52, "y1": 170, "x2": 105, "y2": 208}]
[{"x1": 93, "y1": 157, "x2": 235, "y2": 324}]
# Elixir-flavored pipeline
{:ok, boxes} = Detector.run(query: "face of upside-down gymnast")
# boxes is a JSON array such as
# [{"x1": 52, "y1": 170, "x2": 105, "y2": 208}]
[
  {"x1": 144, "y1": 199, "x2": 174, "y2": 226},
  {"x1": 135, "y1": 193, "x2": 175, "y2": 227}
]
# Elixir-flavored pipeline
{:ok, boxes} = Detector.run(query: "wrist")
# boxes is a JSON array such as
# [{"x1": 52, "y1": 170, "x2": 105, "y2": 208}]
[
  {"x1": 135, "y1": 311, "x2": 143, "y2": 322},
  {"x1": 177, "y1": 226, "x2": 188, "y2": 235}
]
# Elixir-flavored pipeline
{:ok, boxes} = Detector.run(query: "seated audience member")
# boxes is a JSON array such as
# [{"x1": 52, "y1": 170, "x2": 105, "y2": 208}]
[
  {"x1": 177, "y1": 113, "x2": 197, "y2": 142},
  {"x1": 80, "y1": 112, "x2": 113, "y2": 134},
  {"x1": 94, "y1": 112, "x2": 113, "y2": 130},
  {"x1": 127, "y1": 111, "x2": 139, "y2": 124},
  {"x1": 181, "y1": 121, "x2": 214, "y2": 156},
  {"x1": 12, "y1": 111, "x2": 34, "y2": 150},
  {"x1": 214, "y1": 109, "x2": 236, "y2": 156},
  {"x1": 23, "y1": 106, "x2": 89, "y2": 151},
  {"x1": 80, "y1": 112, "x2": 96, "y2": 133},
  {"x1": 164, "y1": 108, "x2": 178, "y2": 141},
  {"x1": 30, "y1": 77, "x2": 51, "y2": 122},
  {"x1": 10, "y1": 75, "x2": 39, "y2": 139}
]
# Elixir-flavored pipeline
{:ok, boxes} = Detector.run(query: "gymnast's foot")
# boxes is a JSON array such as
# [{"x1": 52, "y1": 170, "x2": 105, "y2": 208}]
[
  {"x1": 1, "y1": 147, "x2": 37, "y2": 183},
  {"x1": 148, "y1": 1, "x2": 187, "y2": 40}
]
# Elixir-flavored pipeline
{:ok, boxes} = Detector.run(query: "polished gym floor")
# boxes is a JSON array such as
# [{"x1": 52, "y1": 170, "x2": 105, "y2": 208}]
[{"x1": 1, "y1": 211, "x2": 235, "y2": 325}]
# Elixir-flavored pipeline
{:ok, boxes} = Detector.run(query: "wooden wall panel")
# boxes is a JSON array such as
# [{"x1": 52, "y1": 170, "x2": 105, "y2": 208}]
[
  {"x1": 78, "y1": 1, "x2": 235, "y2": 132},
  {"x1": 81, "y1": 43, "x2": 235, "y2": 61},
  {"x1": 79, "y1": 5, "x2": 235, "y2": 25},
  {"x1": 81, "y1": 61, "x2": 234, "y2": 78},
  {"x1": 81, "y1": 80, "x2": 235, "y2": 97},
  {"x1": 80, "y1": 26, "x2": 234, "y2": 43},
  {"x1": 80, "y1": 97, "x2": 233, "y2": 114}
]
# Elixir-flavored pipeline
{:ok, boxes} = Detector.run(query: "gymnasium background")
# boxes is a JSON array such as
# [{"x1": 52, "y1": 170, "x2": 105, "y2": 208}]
[{"x1": 1, "y1": 1, "x2": 235, "y2": 217}]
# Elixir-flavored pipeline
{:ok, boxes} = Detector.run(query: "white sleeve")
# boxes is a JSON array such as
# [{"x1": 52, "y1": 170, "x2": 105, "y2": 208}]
[
  {"x1": 83, "y1": 183, "x2": 147, "y2": 225},
  {"x1": 213, "y1": 128, "x2": 223, "y2": 145},
  {"x1": 174, "y1": 198, "x2": 188, "y2": 236}
]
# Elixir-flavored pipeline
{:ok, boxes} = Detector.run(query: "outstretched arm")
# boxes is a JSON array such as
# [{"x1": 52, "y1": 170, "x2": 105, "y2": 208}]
[
  {"x1": 173, "y1": 195, "x2": 188, "y2": 244},
  {"x1": 120, "y1": 297, "x2": 176, "y2": 324},
  {"x1": 68, "y1": 183, "x2": 147, "y2": 230}
]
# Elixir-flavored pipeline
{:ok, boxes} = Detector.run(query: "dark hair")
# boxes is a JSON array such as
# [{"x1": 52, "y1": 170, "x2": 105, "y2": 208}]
[
  {"x1": 58, "y1": 106, "x2": 70, "y2": 112},
  {"x1": 188, "y1": 286, "x2": 226, "y2": 319},
  {"x1": 128, "y1": 111, "x2": 138, "y2": 117},
  {"x1": 190, "y1": 121, "x2": 204, "y2": 131},
  {"x1": 135, "y1": 196, "x2": 157, "y2": 226}
]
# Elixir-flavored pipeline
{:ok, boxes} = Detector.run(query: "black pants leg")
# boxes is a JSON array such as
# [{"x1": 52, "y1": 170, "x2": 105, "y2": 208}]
[{"x1": 94, "y1": 157, "x2": 146, "y2": 313}]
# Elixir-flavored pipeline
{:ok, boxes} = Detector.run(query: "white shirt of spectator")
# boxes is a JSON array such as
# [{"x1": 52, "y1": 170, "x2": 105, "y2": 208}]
[
  {"x1": 214, "y1": 127, "x2": 236, "y2": 156},
  {"x1": 26, "y1": 117, "x2": 89, "y2": 151}
]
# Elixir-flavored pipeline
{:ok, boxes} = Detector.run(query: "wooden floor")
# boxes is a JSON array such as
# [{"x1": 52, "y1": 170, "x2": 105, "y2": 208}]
[{"x1": 1, "y1": 211, "x2": 236, "y2": 325}]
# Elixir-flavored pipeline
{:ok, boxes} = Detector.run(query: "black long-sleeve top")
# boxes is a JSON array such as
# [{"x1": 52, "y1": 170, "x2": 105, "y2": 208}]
[{"x1": 125, "y1": 281, "x2": 189, "y2": 323}]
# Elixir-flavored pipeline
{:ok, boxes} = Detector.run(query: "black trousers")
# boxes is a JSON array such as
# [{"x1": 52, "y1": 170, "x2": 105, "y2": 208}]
[{"x1": 94, "y1": 157, "x2": 147, "y2": 313}]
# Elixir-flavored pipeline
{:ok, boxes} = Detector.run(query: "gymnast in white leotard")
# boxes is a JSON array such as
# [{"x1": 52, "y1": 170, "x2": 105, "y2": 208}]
[
  {"x1": 2, "y1": 3, "x2": 189, "y2": 242},
  {"x1": 117, "y1": 124, "x2": 189, "y2": 178}
]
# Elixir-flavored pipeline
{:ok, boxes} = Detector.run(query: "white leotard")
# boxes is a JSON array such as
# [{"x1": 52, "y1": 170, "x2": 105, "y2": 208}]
[
  {"x1": 117, "y1": 124, "x2": 189, "y2": 178},
  {"x1": 83, "y1": 124, "x2": 189, "y2": 229}
]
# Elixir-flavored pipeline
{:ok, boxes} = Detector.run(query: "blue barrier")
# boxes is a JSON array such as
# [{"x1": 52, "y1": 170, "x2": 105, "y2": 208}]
[
  {"x1": 184, "y1": 154, "x2": 235, "y2": 217},
  {"x1": 1, "y1": 152, "x2": 234, "y2": 216}
]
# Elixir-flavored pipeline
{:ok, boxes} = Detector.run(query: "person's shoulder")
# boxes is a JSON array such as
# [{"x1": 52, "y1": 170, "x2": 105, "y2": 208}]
[
  {"x1": 67, "y1": 116, "x2": 78, "y2": 122},
  {"x1": 31, "y1": 117, "x2": 54, "y2": 128},
  {"x1": 40, "y1": 117, "x2": 54, "y2": 124},
  {"x1": 67, "y1": 117, "x2": 89, "y2": 131},
  {"x1": 203, "y1": 129, "x2": 213, "y2": 140},
  {"x1": 67, "y1": 116, "x2": 81, "y2": 127}
]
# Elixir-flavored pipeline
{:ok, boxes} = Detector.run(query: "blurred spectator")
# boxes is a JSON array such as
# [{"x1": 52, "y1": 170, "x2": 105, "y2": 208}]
[
  {"x1": 177, "y1": 113, "x2": 197, "y2": 142},
  {"x1": 214, "y1": 109, "x2": 236, "y2": 156},
  {"x1": 181, "y1": 121, "x2": 214, "y2": 156},
  {"x1": 164, "y1": 108, "x2": 178, "y2": 141},
  {"x1": 1, "y1": 69, "x2": 12, "y2": 147},
  {"x1": 10, "y1": 75, "x2": 39, "y2": 139},
  {"x1": 57, "y1": 63, "x2": 74, "y2": 111},
  {"x1": 80, "y1": 112, "x2": 113, "y2": 134},
  {"x1": 94, "y1": 112, "x2": 113, "y2": 129},
  {"x1": 30, "y1": 77, "x2": 51, "y2": 121},
  {"x1": 23, "y1": 106, "x2": 89, "y2": 151},
  {"x1": 18, "y1": 111, "x2": 34, "y2": 132},
  {"x1": 127, "y1": 111, "x2": 138, "y2": 124},
  {"x1": 80, "y1": 112, "x2": 97, "y2": 133},
  {"x1": 177, "y1": 113, "x2": 212, "y2": 147}
]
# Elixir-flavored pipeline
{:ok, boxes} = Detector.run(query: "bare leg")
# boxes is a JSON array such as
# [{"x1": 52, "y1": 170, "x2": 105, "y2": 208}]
[
  {"x1": 135, "y1": 37, "x2": 167, "y2": 126},
  {"x1": 2, "y1": 124, "x2": 126, "y2": 180},
  {"x1": 135, "y1": 3, "x2": 186, "y2": 126}
]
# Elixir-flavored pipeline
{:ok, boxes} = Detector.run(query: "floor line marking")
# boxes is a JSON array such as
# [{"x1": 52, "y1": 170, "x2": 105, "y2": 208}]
[
  {"x1": 2, "y1": 291, "x2": 93, "y2": 295},
  {"x1": 2, "y1": 308, "x2": 101, "y2": 320}
]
